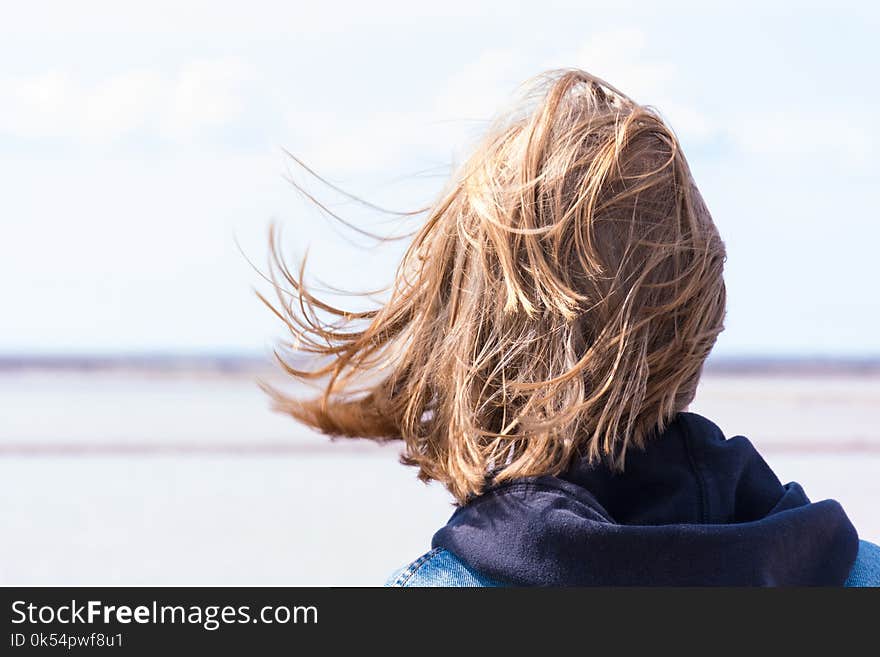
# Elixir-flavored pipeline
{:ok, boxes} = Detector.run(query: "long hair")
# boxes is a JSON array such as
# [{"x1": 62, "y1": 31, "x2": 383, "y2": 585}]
[{"x1": 260, "y1": 68, "x2": 727, "y2": 504}]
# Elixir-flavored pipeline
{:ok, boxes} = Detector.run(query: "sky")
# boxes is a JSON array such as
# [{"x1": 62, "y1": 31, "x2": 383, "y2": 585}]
[{"x1": 1, "y1": 1, "x2": 878, "y2": 357}]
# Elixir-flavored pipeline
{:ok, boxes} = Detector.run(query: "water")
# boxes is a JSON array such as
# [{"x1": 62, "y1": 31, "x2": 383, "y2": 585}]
[{"x1": 1, "y1": 370, "x2": 877, "y2": 585}]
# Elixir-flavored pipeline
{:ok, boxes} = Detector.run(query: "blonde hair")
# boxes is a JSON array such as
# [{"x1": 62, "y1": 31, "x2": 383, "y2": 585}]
[{"x1": 261, "y1": 68, "x2": 727, "y2": 503}]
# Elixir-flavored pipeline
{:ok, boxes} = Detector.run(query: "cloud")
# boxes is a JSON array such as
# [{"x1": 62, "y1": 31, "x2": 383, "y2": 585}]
[
  {"x1": 728, "y1": 111, "x2": 876, "y2": 164},
  {"x1": 0, "y1": 58, "x2": 248, "y2": 144},
  {"x1": 289, "y1": 28, "x2": 723, "y2": 174},
  {"x1": 431, "y1": 48, "x2": 523, "y2": 120},
  {"x1": 567, "y1": 28, "x2": 717, "y2": 142},
  {"x1": 288, "y1": 48, "x2": 524, "y2": 172},
  {"x1": 570, "y1": 28, "x2": 675, "y2": 95}
]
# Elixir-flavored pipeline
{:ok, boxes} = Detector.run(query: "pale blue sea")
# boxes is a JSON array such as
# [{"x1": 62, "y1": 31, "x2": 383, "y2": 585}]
[{"x1": 1, "y1": 368, "x2": 878, "y2": 585}]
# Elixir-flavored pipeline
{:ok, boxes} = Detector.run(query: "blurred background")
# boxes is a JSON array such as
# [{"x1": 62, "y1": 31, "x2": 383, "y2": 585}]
[{"x1": 1, "y1": 1, "x2": 878, "y2": 585}]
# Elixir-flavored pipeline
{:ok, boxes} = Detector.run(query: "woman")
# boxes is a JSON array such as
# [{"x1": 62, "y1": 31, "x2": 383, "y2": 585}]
[{"x1": 262, "y1": 69, "x2": 880, "y2": 586}]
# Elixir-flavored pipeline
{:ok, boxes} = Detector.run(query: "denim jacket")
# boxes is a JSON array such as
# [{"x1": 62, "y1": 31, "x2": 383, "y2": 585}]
[{"x1": 386, "y1": 539, "x2": 880, "y2": 587}]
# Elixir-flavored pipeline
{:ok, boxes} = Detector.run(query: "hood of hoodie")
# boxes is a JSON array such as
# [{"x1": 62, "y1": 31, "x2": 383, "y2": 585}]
[{"x1": 432, "y1": 412, "x2": 858, "y2": 586}]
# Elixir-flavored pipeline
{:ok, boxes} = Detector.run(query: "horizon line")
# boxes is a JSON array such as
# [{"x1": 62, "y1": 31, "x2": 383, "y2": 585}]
[{"x1": 2, "y1": 352, "x2": 880, "y2": 375}]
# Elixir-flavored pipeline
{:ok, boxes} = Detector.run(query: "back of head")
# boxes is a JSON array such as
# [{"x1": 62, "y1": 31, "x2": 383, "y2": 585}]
[{"x1": 264, "y1": 68, "x2": 727, "y2": 503}]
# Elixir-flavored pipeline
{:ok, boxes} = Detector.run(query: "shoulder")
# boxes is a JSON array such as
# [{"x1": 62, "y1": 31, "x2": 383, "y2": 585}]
[
  {"x1": 387, "y1": 540, "x2": 880, "y2": 587},
  {"x1": 384, "y1": 548, "x2": 502, "y2": 587},
  {"x1": 845, "y1": 540, "x2": 880, "y2": 587}
]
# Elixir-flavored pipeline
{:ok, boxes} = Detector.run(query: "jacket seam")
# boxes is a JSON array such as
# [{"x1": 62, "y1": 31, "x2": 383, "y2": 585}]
[
  {"x1": 461, "y1": 479, "x2": 596, "y2": 508},
  {"x1": 678, "y1": 414, "x2": 711, "y2": 523},
  {"x1": 391, "y1": 547, "x2": 444, "y2": 587}
]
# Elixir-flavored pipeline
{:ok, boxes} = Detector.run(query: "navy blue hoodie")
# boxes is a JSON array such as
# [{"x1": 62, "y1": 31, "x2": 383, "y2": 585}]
[{"x1": 432, "y1": 412, "x2": 858, "y2": 586}]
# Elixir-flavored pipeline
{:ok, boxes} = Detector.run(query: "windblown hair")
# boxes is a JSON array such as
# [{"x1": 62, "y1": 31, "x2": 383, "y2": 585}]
[{"x1": 262, "y1": 68, "x2": 727, "y2": 504}]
